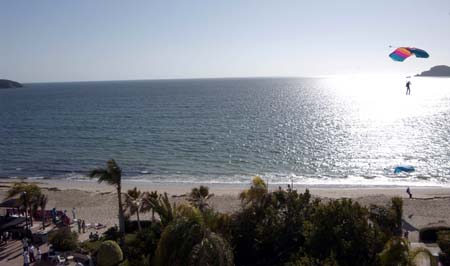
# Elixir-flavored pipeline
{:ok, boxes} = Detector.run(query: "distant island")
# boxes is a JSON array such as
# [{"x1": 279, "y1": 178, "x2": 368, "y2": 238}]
[
  {"x1": 0, "y1": 79, "x2": 23, "y2": 88},
  {"x1": 416, "y1": 65, "x2": 450, "y2": 77}
]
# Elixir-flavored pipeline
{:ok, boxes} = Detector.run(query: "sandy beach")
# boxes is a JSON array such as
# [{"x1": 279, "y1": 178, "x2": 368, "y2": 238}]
[
  {"x1": 1, "y1": 178, "x2": 450, "y2": 237},
  {"x1": 1, "y1": 178, "x2": 450, "y2": 265}
]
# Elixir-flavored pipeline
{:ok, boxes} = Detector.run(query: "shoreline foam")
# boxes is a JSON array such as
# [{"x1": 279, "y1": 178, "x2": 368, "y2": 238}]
[
  {"x1": 2, "y1": 172, "x2": 450, "y2": 188},
  {"x1": 2, "y1": 177, "x2": 450, "y2": 198}
]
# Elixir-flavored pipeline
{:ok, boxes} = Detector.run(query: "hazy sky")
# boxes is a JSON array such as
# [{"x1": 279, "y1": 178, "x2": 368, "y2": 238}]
[{"x1": 1, "y1": 0, "x2": 450, "y2": 82}]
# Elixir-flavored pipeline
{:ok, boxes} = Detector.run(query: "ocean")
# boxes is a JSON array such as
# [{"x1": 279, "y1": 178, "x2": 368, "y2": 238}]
[{"x1": 1, "y1": 77, "x2": 450, "y2": 186}]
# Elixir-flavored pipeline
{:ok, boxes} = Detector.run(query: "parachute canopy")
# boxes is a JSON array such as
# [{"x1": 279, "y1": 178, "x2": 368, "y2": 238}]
[
  {"x1": 394, "y1": 165, "x2": 415, "y2": 174},
  {"x1": 389, "y1": 47, "x2": 429, "y2": 62}
]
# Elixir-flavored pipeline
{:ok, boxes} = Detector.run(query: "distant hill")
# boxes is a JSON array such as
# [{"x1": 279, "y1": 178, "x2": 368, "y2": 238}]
[
  {"x1": 416, "y1": 65, "x2": 450, "y2": 77},
  {"x1": 0, "y1": 79, "x2": 23, "y2": 88}
]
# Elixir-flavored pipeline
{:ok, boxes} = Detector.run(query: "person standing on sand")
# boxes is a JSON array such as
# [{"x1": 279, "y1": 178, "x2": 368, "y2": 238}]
[
  {"x1": 82, "y1": 220, "x2": 86, "y2": 233},
  {"x1": 37, "y1": 247, "x2": 42, "y2": 263},
  {"x1": 3, "y1": 231, "x2": 8, "y2": 245},
  {"x1": 28, "y1": 244, "x2": 35, "y2": 262},
  {"x1": 22, "y1": 237, "x2": 28, "y2": 251},
  {"x1": 77, "y1": 219, "x2": 82, "y2": 233},
  {"x1": 406, "y1": 81, "x2": 411, "y2": 95},
  {"x1": 23, "y1": 250, "x2": 30, "y2": 266},
  {"x1": 406, "y1": 187, "x2": 412, "y2": 198},
  {"x1": 72, "y1": 207, "x2": 77, "y2": 220},
  {"x1": 51, "y1": 208, "x2": 57, "y2": 224}
]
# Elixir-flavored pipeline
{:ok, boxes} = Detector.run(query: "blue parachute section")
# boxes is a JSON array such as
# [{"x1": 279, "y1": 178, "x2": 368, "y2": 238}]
[
  {"x1": 408, "y1": 48, "x2": 429, "y2": 58},
  {"x1": 394, "y1": 165, "x2": 415, "y2": 174}
]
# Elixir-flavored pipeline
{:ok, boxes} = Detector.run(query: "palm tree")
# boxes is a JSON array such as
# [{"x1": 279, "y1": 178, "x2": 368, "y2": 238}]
[
  {"x1": 35, "y1": 194, "x2": 48, "y2": 229},
  {"x1": 239, "y1": 176, "x2": 269, "y2": 208},
  {"x1": 145, "y1": 192, "x2": 176, "y2": 227},
  {"x1": 124, "y1": 187, "x2": 146, "y2": 232},
  {"x1": 187, "y1": 186, "x2": 214, "y2": 212},
  {"x1": 145, "y1": 191, "x2": 158, "y2": 221},
  {"x1": 6, "y1": 182, "x2": 42, "y2": 228},
  {"x1": 89, "y1": 159, "x2": 125, "y2": 236}
]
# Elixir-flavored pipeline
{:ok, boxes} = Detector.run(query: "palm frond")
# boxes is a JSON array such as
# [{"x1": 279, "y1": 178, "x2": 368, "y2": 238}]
[
  {"x1": 88, "y1": 159, "x2": 125, "y2": 235},
  {"x1": 147, "y1": 192, "x2": 176, "y2": 226},
  {"x1": 123, "y1": 187, "x2": 144, "y2": 216},
  {"x1": 239, "y1": 176, "x2": 268, "y2": 207},
  {"x1": 6, "y1": 182, "x2": 41, "y2": 199},
  {"x1": 88, "y1": 161, "x2": 121, "y2": 186},
  {"x1": 187, "y1": 186, "x2": 213, "y2": 212}
]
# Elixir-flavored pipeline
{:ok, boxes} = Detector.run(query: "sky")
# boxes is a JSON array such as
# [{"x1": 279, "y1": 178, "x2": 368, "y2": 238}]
[{"x1": 1, "y1": 0, "x2": 450, "y2": 82}]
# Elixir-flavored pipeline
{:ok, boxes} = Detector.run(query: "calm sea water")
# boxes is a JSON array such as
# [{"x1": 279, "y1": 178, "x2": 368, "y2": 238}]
[{"x1": 1, "y1": 77, "x2": 450, "y2": 186}]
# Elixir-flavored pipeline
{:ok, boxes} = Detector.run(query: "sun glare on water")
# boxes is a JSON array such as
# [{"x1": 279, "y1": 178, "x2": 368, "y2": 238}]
[
  {"x1": 327, "y1": 75, "x2": 450, "y2": 123},
  {"x1": 309, "y1": 75, "x2": 450, "y2": 185}
]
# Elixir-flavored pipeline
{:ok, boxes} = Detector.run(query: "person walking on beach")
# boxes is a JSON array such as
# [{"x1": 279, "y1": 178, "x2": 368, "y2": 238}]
[
  {"x1": 3, "y1": 231, "x2": 8, "y2": 245},
  {"x1": 28, "y1": 244, "x2": 35, "y2": 263},
  {"x1": 51, "y1": 207, "x2": 57, "y2": 224},
  {"x1": 77, "y1": 219, "x2": 81, "y2": 233},
  {"x1": 22, "y1": 237, "x2": 29, "y2": 251},
  {"x1": 72, "y1": 207, "x2": 77, "y2": 220},
  {"x1": 406, "y1": 81, "x2": 411, "y2": 95},
  {"x1": 37, "y1": 247, "x2": 42, "y2": 263},
  {"x1": 23, "y1": 250, "x2": 30, "y2": 266},
  {"x1": 82, "y1": 220, "x2": 86, "y2": 233},
  {"x1": 406, "y1": 187, "x2": 412, "y2": 198}
]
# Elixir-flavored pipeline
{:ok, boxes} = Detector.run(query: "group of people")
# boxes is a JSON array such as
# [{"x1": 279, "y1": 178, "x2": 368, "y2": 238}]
[
  {"x1": 89, "y1": 231, "x2": 100, "y2": 241},
  {"x1": 13, "y1": 206, "x2": 83, "y2": 266},
  {"x1": 77, "y1": 219, "x2": 87, "y2": 234},
  {"x1": 51, "y1": 207, "x2": 73, "y2": 226},
  {"x1": 22, "y1": 237, "x2": 41, "y2": 266}
]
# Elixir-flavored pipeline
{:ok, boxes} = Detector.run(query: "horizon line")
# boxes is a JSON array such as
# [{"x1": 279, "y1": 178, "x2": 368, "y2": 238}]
[{"x1": 23, "y1": 75, "x2": 320, "y2": 84}]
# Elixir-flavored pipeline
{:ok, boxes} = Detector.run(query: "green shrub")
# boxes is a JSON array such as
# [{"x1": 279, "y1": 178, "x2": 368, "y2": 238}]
[
  {"x1": 121, "y1": 222, "x2": 162, "y2": 266},
  {"x1": 90, "y1": 181, "x2": 408, "y2": 266},
  {"x1": 48, "y1": 228, "x2": 78, "y2": 252},
  {"x1": 125, "y1": 219, "x2": 153, "y2": 233},
  {"x1": 122, "y1": 234, "x2": 149, "y2": 266},
  {"x1": 189, "y1": 231, "x2": 234, "y2": 266},
  {"x1": 285, "y1": 254, "x2": 339, "y2": 266},
  {"x1": 306, "y1": 199, "x2": 380, "y2": 266},
  {"x1": 201, "y1": 209, "x2": 232, "y2": 241},
  {"x1": 390, "y1": 197, "x2": 403, "y2": 236},
  {"x1": 232, "y1": 188, "x2": 318, "y2": 266},
  {"x1": 97, "y1": 240, "x2": 123, "y2": 266},
  {"x1": 378, "y1": 237, "x2": 412, "y2": 266},
  {"x1": 80, "y1": 239, "x2": 103, "y2": 255},
  {"x1": 438, "y1": 230, "x2": 450, "y2": 266},
  {"x1": 154, "y1": 217, "x2": 233, "y2": 266},
  {"x1": 103, "y1": 225, "x2": 121, "y2": 241},
  {"x1": 369, "y1": 197, "x2": 404, "y2": 243},
  {"x1": 118, "y1": 260, "x2": 130, "y2": 266}
]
